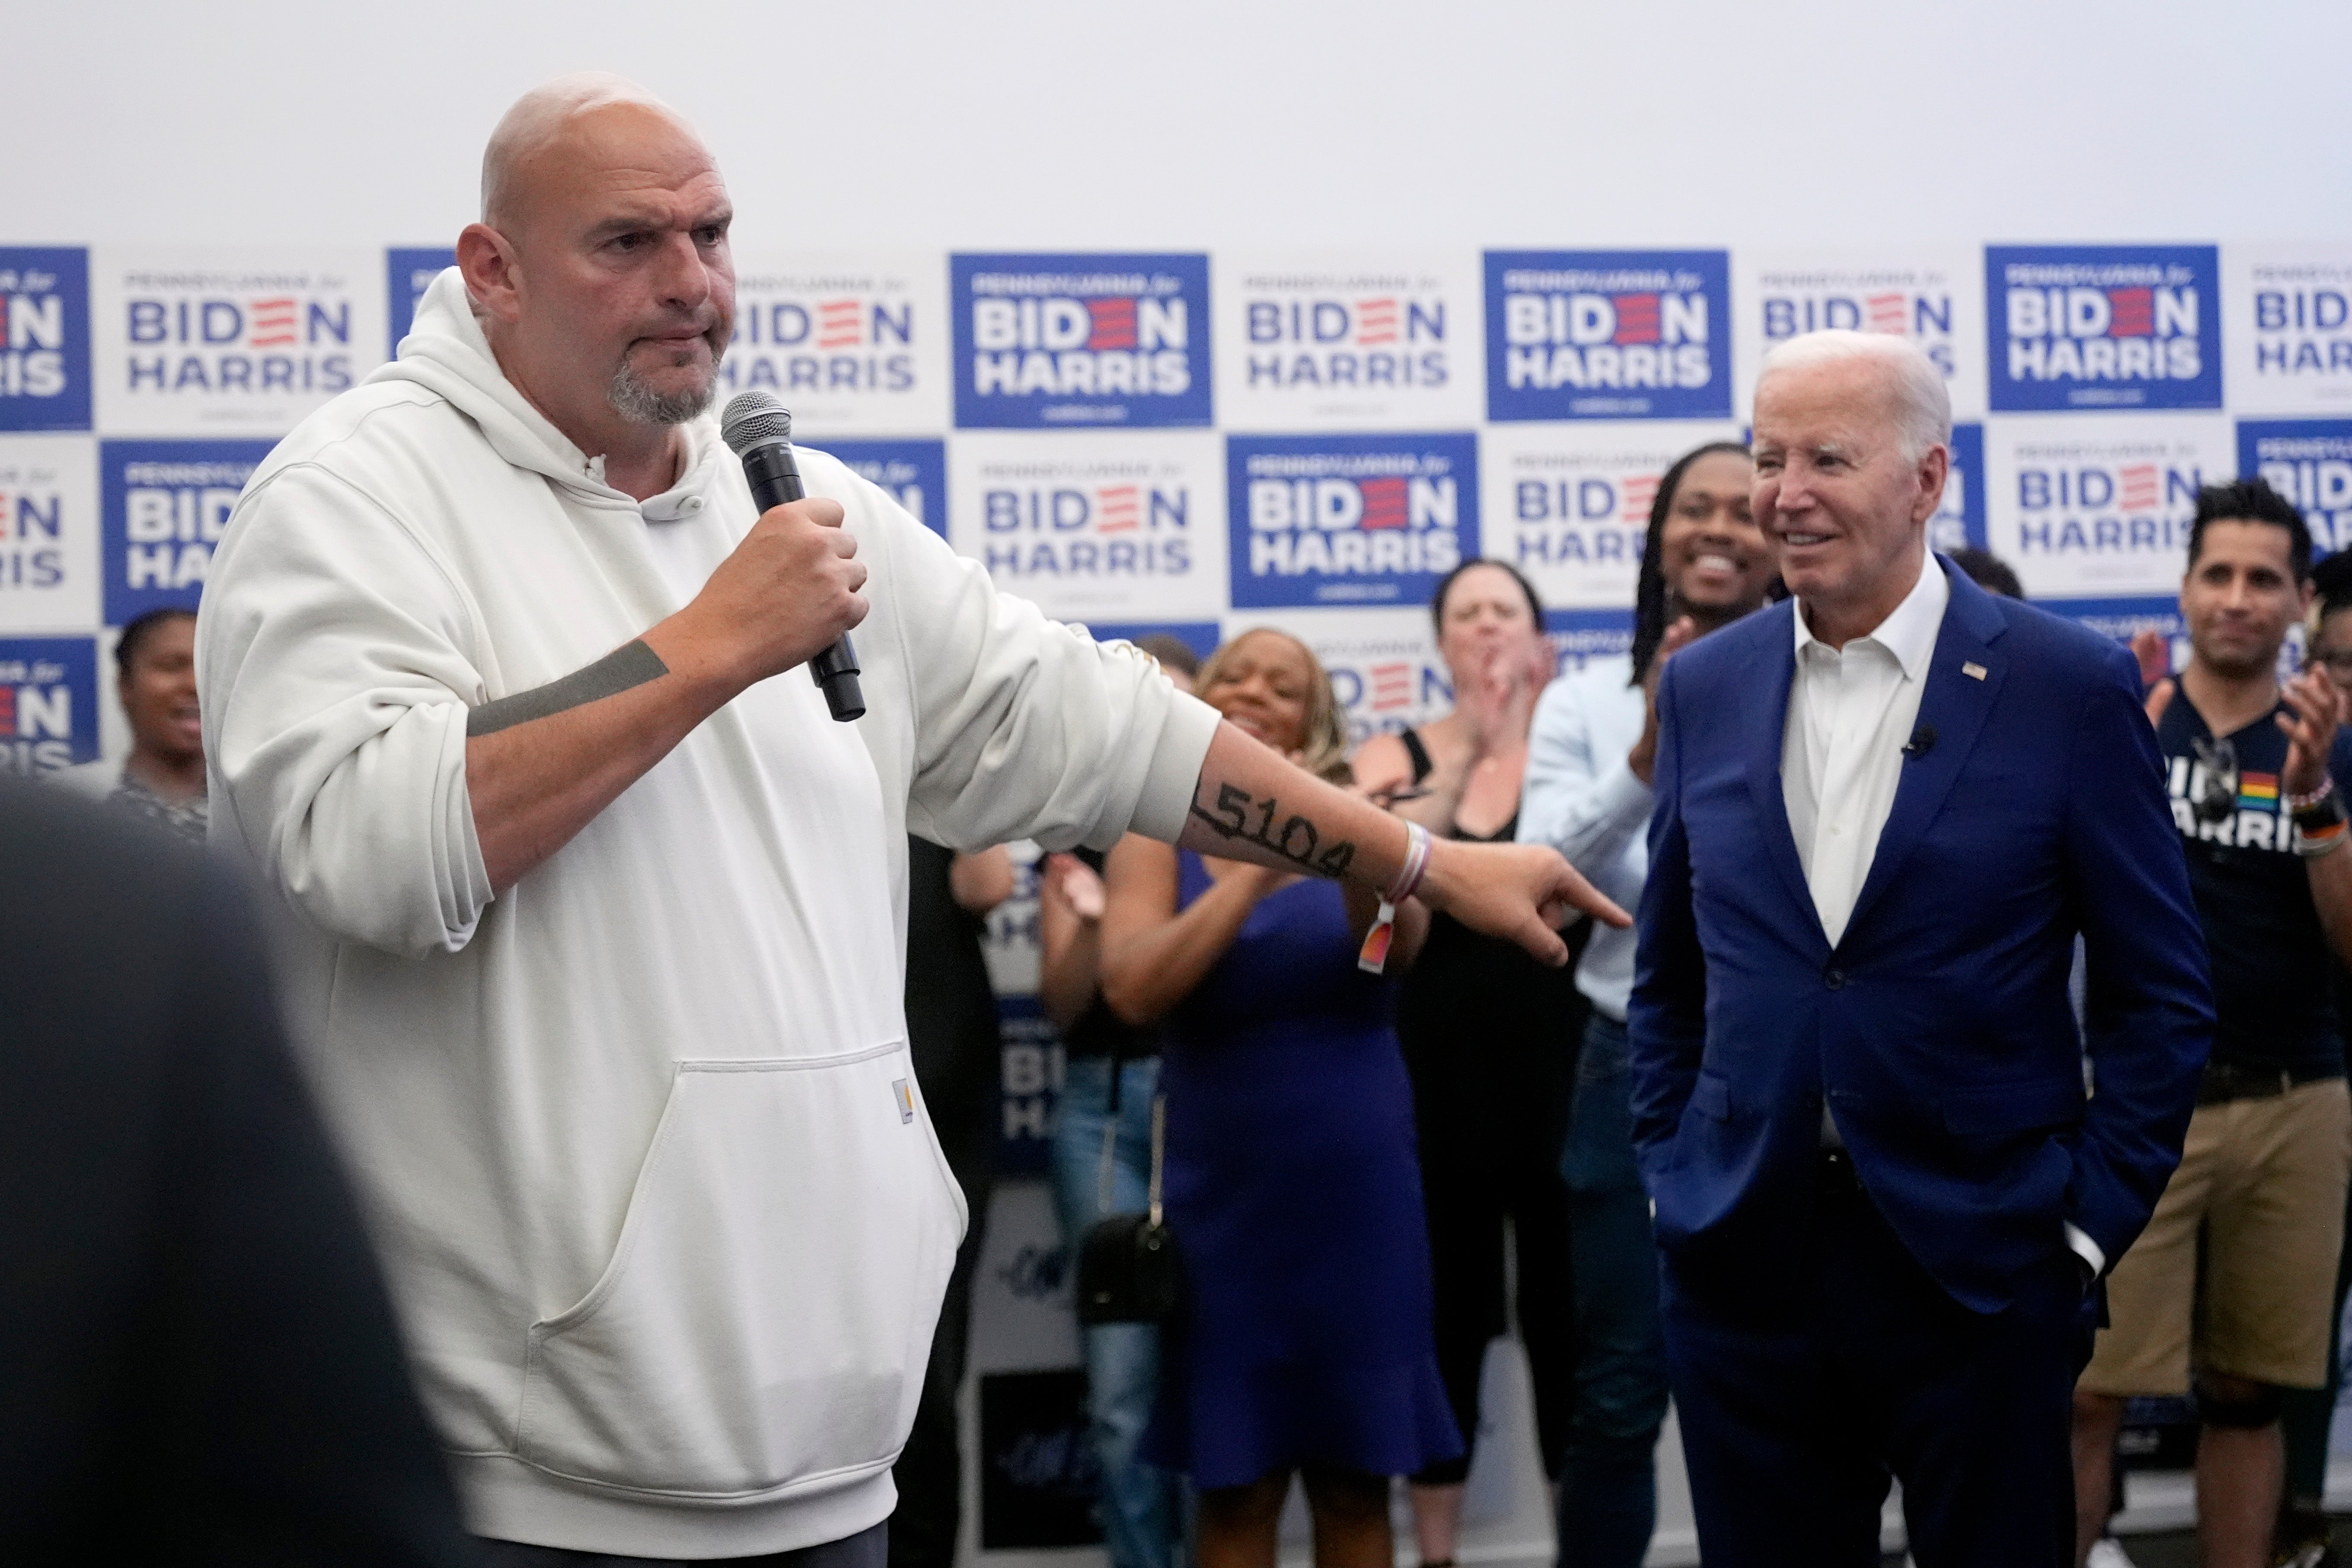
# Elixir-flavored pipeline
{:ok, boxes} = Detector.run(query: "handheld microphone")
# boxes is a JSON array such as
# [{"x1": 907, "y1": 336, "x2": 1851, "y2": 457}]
[
  {"x1": 720, "y1": 391, "x2": 865, "y2": 722},
  {"x1": 1902, "y1": 724, "x2": 1938, "y2": 759}
]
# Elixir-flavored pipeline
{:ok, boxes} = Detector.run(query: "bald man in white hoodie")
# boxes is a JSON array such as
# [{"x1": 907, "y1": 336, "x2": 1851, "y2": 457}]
[{"x1": 197, "y1": 76, "x2": 1615, "y2": 1568}]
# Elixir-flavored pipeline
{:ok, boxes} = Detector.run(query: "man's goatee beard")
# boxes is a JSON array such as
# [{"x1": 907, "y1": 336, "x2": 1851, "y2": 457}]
[{"x1": 609, "y1": 359, "x2": 717, "y2": 426}]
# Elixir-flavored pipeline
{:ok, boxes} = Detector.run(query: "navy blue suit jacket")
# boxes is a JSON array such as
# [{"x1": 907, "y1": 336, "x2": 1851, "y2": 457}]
[{"x1": 1629, "y1": 559, "x2": 2215, "y2": 1312}]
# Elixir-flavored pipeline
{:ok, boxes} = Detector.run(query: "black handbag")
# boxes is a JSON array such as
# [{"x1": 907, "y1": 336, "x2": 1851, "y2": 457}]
[{"x1": 1074, "y1": 1073, "x2": 1185, "y2": 1326}]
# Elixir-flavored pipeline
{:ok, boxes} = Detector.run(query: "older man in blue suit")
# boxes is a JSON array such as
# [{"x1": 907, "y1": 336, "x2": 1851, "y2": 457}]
[{"x1": 1630, "y1": 331, "x2": 2213, "y2": 1568}]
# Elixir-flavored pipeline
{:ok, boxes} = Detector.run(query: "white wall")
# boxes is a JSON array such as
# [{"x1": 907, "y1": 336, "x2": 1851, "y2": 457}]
[{"x1": 11, "y1": 0, "x2": 2349, "y2": 253}]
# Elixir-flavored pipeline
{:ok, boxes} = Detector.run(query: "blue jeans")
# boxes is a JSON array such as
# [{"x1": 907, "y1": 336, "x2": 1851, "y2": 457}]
[
  {"x1": 1556, "y1": 1013, "x2": 1670, "y2": 1568},
  {"x1": 1048, "y1": 1055, "x2": 1186, "y2": 1568}
]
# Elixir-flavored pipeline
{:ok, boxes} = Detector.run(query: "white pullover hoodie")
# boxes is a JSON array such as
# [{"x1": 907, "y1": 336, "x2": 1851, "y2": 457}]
[{"x1": 197, "y1": 269, "x2": 1218, "y2": 1557}]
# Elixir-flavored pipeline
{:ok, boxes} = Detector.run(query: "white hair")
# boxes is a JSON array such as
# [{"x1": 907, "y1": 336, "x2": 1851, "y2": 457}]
[{"x1": 1755, "y1": 330, "x2": 1951, "y2": 461}]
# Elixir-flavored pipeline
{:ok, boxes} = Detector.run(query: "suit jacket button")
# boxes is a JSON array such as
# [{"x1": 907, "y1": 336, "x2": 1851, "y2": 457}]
[{"x1": 1824, "y1": 967, "x2": 1846, "y2": 990}]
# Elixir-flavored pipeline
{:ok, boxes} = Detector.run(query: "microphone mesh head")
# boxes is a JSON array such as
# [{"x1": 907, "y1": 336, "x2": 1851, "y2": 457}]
[{"x1": 721, "y1": 391, "x2": 793, "y2": 455}]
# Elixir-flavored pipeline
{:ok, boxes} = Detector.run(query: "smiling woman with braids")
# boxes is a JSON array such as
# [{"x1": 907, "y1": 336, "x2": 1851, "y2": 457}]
[{"x1": 1101, "y1": 628, "x2": 1462, "y2": 1568}]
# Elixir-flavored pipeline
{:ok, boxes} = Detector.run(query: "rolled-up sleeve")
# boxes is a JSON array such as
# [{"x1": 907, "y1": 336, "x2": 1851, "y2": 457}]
[
  {"x1": 847, "y1": 472, "x2": 1218, "y2": 853},
  {"x1": 198, "y1": 464, "x2": 493, "y2": 958}
]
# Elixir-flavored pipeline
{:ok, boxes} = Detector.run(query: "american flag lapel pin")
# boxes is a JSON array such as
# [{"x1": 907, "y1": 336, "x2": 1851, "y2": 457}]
[{"x1": 1962, "y1": 661, "x2": 1988, "y2": 681}]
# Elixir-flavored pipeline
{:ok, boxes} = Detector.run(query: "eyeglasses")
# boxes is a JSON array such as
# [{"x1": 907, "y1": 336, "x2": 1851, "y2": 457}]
[{"x1": 2191, "y1": 735, "x2": 2239, "y2": 824}]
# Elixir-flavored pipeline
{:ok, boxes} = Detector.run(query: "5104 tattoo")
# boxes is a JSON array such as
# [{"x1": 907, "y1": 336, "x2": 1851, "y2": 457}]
[{"x1": 1190, "y1": 783, "x2": 1356, "y2": 877}]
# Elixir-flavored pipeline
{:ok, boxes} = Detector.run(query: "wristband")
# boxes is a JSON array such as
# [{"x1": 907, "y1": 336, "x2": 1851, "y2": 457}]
[
  {"x1": 2289, "y1": 773, "x2": 2337, "y2": 812},
  {"x1": 1360, "y1": 821, "x2": 1433, "y2": 975},
  {"x1": 2299, "y1": 816, "x2": 2348, "y2": 859}
]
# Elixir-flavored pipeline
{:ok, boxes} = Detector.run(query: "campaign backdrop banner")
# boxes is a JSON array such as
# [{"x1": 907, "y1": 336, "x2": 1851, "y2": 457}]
[
  {"x1": 387, "y1": 248, "x2": 456, "y2": 355},
  {"x1": 2224, "y1": 244, "x2": 2352, "y2": 416},
  {"x1": 1736, "y1": 248, "x2": 1986, "y2": 419},
  {"x1": 1480, "y1": 421, "x2": 1742, "y2": 614},
  {"x1": 93, "y1": 249, "x2": 387, "y2": 437},
  {"x1": 99, "y1": 439, "x2": 273, "y2": 626},
  {"x1": 951, "y1": 253, "x2": 1212, "y2": 429},
  {"x1": 1484, "y1": 249, "x2": 1733, "y2": 422},
  {"x1": 818, "y1": 437, "x2": 949, "y2": 536},
  {"x1": 1986, "y1": 245, "x2": 2222, "y2": 414},
  {"x1": 0, "y1": 247, "x2": 93, "y2": 433},
  {"x1": 1213, "y1": 252, "x2": 1483, "y2": 432},
  {"x1": 949, "y1": 431, "x2": 1226, "y2": 622},
  {"x1": 1226, "y1": 431, "x2": 1478, "y2": 609},
  {"x1": 0, "y1": 436, "x2": 97, "y2": 632},
  {"x1": 0, "y1": 634, "x2": 98, "y2": 775},
  {"x1": 1985, "y1": 414, "x2": 2234, "y2": 599},
  {"x1": 2239, "y1": 418, "x2": 2352, "y2": 554},
  {"x1": 725, "y1": 252, "x2": 951, "y2": 437}
]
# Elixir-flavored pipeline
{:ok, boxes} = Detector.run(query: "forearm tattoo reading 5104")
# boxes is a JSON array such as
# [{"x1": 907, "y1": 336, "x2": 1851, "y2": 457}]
[{"x1": 1189, "y1": 783, "x2": 1358, "y2": 878}]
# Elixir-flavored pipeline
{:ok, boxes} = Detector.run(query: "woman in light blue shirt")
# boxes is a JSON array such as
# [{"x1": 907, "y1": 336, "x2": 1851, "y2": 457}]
[{"x1": 1517, "y1": 441, "x2": 1777, "y2": 1568}]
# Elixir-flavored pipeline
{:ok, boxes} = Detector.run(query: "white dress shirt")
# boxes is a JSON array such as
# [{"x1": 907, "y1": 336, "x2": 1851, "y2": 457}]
[
  {"x1": 1781, "y1": 551, "x2": 2104, "y2": 1275},
  {"x1": 1783, "y1": 548, "x2": 1948, "y2": 948}
]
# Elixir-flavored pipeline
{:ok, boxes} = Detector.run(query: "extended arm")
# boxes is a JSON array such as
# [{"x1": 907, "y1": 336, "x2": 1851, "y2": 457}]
[
  {"x1": 1625, "y1": 663, "x2": 1707, "y2": 1190},
  {"x1": 1174, "y1": 722, "x2": 1621, "y2": 966},
  {"x1": 2070, "y1": 649, "x2": 2216, "y2": 1266}
]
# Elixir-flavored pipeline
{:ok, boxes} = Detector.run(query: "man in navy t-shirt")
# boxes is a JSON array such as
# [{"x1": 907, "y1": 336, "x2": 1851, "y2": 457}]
[{"x1": 2073, "y1": 479, "x2": 2352, "y2": 1568}]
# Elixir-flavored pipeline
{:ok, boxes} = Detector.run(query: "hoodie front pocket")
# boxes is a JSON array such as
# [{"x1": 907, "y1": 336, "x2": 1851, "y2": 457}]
[{"x1": 517, "y1": 1045, "x2": 962, "y2": 1498}]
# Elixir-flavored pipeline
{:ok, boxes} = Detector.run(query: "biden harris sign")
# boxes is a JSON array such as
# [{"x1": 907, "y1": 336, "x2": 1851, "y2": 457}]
[
  {"x1": 1484, "y1": 250, "x2": 1731, "y2": 422},
  {"x1": 1986, "y1": 245, "x2": 2221, "y2": 414},
  {"x1": 951, "y1": 255, "x2": 1211, "y2": 429},
  {"x1": 1226, "y1": 432, "x2": 1477, "y2": 609}
]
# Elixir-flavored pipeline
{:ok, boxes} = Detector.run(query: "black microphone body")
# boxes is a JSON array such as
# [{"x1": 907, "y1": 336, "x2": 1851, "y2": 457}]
[
  {"x1": 1902, "y1": 723, "x2": 1938, "y2": 759},
  {"x1": 723, "y1": 398, "x2": 865, "y2": 722}
]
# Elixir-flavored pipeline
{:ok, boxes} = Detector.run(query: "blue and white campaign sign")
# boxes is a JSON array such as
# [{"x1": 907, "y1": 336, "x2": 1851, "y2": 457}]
[
  {"x1": 951, "y1": 254, "x2": 1212, "y2": 429},
  {"x1": 818, "y1": 437, "x2": 948, "y2": 536},
  {"x1": 0, "y1": 437, "x2": 98, "y2": 632},
  {"x1": 1986, "y1": 245, "x2": 2222, "y2": 413},
  {"x1": 948, "y1": 432, "x2": 1225, "y2": 621},
  {"x1": 1222, "y1": 606, "x2": 1451, "y2": 748},
  {"x1": 1734, "y1": 249, "x2": 1985, "y2": 418},
  {"x1": 386, "y1": 247, "x2": 455, "y2": 356},
  {"x1": 1478, "y1": 422, "x2": 1740, "y2": 613},
  {"x1": 93, "y1": 249, "x2": 386, "y2": 437},
  {"x1": 98, "y1": 439, "x2": 270, "y2": 625},
  {"x1": 2239, "y1": 419, "x2": 2352, "y2": 555},
  {"x1": 724, "y1": 252, "x2": 951, "y2": 437},
  {"x1": 1213, "y1": 252, "x2": 1481, "y2": 431},
  {"x1": 2224, "y1": 244, "x2": 2352, "y2": 416},
  {"x1": 0, "y1": 634, "x2": 98, "y2": 775},
  {"x1": 1986, "y1": 415, "x2": 2233, "y2": 598},
  {"x1": 1227, "y1": 432, "x2": 1478, "y2": 610},
  {"x1": 1931, "y1": 422, "x2": 1988, "y2": 555},
  {"x1": 0, "y1": 248, "x2": 92, "y2": 433},
  {"x1": 1484, "y1": 250, "x2": 1732, "y2": 422}
]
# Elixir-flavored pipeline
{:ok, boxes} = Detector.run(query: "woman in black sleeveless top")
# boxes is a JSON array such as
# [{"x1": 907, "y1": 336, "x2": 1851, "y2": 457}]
[{"x1": 1354, "y1": 561, "x2": 1583, "y2": 1568}]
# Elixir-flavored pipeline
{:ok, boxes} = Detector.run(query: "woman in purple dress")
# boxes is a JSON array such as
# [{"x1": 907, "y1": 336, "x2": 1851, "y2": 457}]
[{"x1": 1100, "y1": 628, "x2": 1459, "y2": 1568}]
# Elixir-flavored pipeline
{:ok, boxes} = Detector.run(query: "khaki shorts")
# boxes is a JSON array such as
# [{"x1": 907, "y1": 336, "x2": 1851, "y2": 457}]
[{"x1": 2080, "y1": 1076, "x2": 2352, "y2": 1396}]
